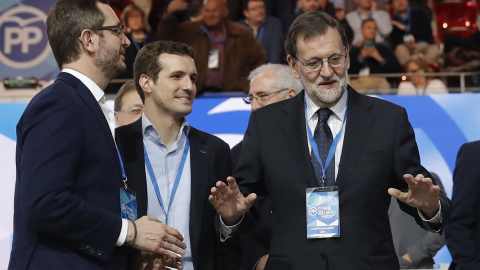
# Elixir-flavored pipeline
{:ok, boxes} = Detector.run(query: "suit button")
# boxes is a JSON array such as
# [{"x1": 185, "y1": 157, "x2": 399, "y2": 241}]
[
  {"x1": 85, "y1": 245, "x2": 91, "y2": 252},
  {"x1": 90, "y1": 247, "x2": 96, "y2": 254},
  {"x1": 96, "y1": 250, "x2": 103, "y2": 256},
  {"x1": 320, "y1": 252, "x2": 327, "y2": 259}
]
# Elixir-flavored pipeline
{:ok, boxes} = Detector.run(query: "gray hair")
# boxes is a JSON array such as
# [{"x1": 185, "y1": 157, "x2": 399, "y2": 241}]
[{"x1": 248, "y1": 64, "x2": 303, "y2": 96}]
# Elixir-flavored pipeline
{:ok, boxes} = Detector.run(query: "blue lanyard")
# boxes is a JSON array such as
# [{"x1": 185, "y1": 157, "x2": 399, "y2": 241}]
[
  {"x1": 143, "y1": 138, "x2": 190, "y2": 224},
  {"x1": 257, "y1": 25, "x2": 264, "y2": 41},
  {"x1": 199, "y1": 25, "x2": 228, "y2": 44},
  {"x1": 116, "y1": 147, "x2": 128, "y2": 187},
  {"x1": 304, "y1": 93, "x2": 348, "y2": 184}
]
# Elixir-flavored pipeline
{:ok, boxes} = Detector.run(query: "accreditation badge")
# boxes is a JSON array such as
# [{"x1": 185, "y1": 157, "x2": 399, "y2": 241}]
[
  {"x1": 208, "y1": 49, "x2": 219, "y2": 69},
  {"x1": 120, "y1": 187, "x2": 137, "y2": 221},
  {"x1": 306, "y1": 186, "x2": 340, "y2": 239}
]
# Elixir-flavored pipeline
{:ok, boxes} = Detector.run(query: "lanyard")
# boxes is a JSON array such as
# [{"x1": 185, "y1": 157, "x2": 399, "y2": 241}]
[
  {"x1": 257, "y1": 25, "x2": 264, "y2": 41},
  {"x1": 304, "y1": 93, "x2": 348, "y2": 185},
  {"x1": 143, "y1": 138, "x2": 190, "y2": 224},
  {"x1": 199, "y1": 25, "x2": 228, "y2": 44},
  {"x1": 116, "y1": 147, "x2": 128, "y2": 188}
]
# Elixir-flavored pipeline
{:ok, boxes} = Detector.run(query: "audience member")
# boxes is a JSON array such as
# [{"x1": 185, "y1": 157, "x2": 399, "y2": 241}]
[
  {"x1": 230, "y1": 64, "x2": 301, "y2": 270},
  {"x1": 116, "y1": 40, "x2": 232, "y2": 269},
  {"x1": 8, "y1": 0, "x2": 182, "y2": 269},
  {"x1": 390, "y1": 0, "x2": 440, "y2": 66},
  {"x1": 346, "y1": 0, "x2": 392, "y2": 45},
  {"x1": 119, "y1": 4, "x2": 154, "y2": 78},
  {"x1": 209, "y1": 11, "x2": 450, "y2": 270},
  {"x1": 287, "y1": 0, "x2": 338, "y2": 30},
  {"x1": 445, "y1": 141, "x2": 480, "y2": 270},
  {"x1": 264, "y1": 0, "x2": 297, "y2": 33},
  {"x1": 389, "y1": 172, "x2": 446, "y2": 269},
  {"x1": 349, "y1": 18, "x2": 399, "y2": 93},
  {"x1": 397, "y1": 56, "x2": 448, "y2": 95},
  {"x1": 157, "y1": 0, "x2": 267, "y2": 94},
  {"x1": 238, "y1": 0, "x2": 285, "y2": 64},
  {"x1": 114, "y1": 81, "x2": 144, "y2": 126},
  {"x1": 332, "y1": 0, "x2": 354, "y2": 44}
]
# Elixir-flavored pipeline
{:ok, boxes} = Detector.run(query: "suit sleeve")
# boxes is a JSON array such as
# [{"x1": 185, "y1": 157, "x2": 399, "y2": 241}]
[
  {"x1": 445, "y1": 142, "x2": 480, "y2": 267},
  {"x1": 19, "y1": 92, "x2": 121, "y2": 261}
]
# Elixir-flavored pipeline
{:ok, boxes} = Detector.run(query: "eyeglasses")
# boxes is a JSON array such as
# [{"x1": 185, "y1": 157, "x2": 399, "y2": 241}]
[
  {"x1": 89, "y1": 24, "x2": 125, "y2": 36},
  {"x1": 297, "y1": 53, "x2": 346, "y2": 72},
  {"x1": 117, "y1": 106, "x2": 144, "y2": 116},
  {"x1": 243, "y1": 88, "x2": 288, "y2": 104}
]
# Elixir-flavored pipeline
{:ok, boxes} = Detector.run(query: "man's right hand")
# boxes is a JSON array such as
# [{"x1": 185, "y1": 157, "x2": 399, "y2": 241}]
[
  {"x1": 208, "y1": 176, "x2": 257, "y2": 225},
  {"x1": 126, "y1": 216, "x2": 187, "y2": 260}
]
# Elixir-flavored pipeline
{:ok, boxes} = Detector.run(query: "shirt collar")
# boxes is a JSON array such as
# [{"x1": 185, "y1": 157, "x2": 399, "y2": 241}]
[
  {"x1": 62, "y1": 68, "x2": 104, "y2": 102},
  {"x1": 305, "y1": 88, "x2": 348, "y2": 122},
  {"x1": 142, "y1": 114, "x2": 190, "y2": 144}
]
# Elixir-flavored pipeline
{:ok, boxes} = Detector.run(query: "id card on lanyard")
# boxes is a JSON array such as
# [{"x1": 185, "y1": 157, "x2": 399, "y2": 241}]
[
  {"x1": 200, "y1": 25, "x2": 227, "y2": 70},
  {"x1": 117, "y1": 148, "x2": 138, "y2": 221},
  {"x1": 304, "y1": 93, "x2": 347, "y2": 238}
]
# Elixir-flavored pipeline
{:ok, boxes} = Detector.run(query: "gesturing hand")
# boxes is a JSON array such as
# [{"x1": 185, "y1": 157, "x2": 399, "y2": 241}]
[
  {"x1": 208, "y1": 176, "x2": 257, "y2": 225},
  {"x1": 388, "y1": 174, "x2": 440, "y2": 219}
]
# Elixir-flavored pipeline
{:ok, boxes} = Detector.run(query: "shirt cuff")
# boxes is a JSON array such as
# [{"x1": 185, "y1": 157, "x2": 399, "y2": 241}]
[
  {"x1": 218, "y1": 215, "x2": 244, "y2": 242},
  {"x1": 116, "y1": 218, "x2": 128, "y2": 246},
  {"x1": 417, "y1": 200, "x2": 442, "y2": 231}
]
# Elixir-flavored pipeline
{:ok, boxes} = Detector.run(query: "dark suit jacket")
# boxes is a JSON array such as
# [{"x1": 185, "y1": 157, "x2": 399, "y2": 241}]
[
  {"x1": 233, "y1": 87, "x2": 450, "y2": 270},
  {"x1": 445, "y1": 141, "x2": 480, "y2": 270},
  {"x1": 9, "y1": 72, "x2": 127, "y2": 269},
  {"x1": 115, "y1": 118, "x2": 232, "y2": 270}
]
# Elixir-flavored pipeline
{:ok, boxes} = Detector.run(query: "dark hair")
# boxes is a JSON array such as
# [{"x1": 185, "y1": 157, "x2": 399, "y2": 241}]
[
  {"x1": 285, "y1": 11, "x2": 348, "y2": 60},
  {"x1": 46, "y1": 0, "x2": 110, "y2": 68},
  {"x1": 121, "y1": 4, "x2": 150, "y2": 34},
  {"x1": 242, "y1": 0, "x2": 265, "y2": 11},
  {"x1": 361, "y1": 18, "x2": 376, "y2": 28},
  {"x1": 115, "y1": 81, "x2": 137, "y2": 111},
  {"x1": 134, "y1": 40, "x2": 195, "y2": 102}
]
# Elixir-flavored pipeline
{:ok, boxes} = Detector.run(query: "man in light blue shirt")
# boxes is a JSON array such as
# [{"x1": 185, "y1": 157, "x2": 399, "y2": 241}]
[{"x1": 116, "y1": 40, "x2": 232, "y2": 270}]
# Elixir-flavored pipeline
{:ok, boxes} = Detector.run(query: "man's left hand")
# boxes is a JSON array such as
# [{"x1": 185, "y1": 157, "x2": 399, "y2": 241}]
[{"x1": 388, "y1": 174, "x2": 440, "y2": 219}]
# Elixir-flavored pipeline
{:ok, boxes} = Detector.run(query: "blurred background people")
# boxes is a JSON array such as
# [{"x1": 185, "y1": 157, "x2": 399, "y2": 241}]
[
  {"x1": 119, "y1": 4, "x2": 154, "y2": 79},
  {"x1": 390, "y1": 0, "x2": 440, "y2": 67},
  {"x1": 397, "y1": 56, "x2": 448, "y2": 95},
  {"x1": 114, "y1": 81, "x2": 144, "y2": 127},
  {"x1": 389, "y1": 172, "x2": 446, "y2": 269},
  {"x1": 157, "y1": 0, "x2": 267, "y2": 94},
  {"x1": 349, "y1": 18, "x2": 399, "y2": 93},
  {"x1": 238, "y1": 0, "x2": 285, "y2": 64},
  {"x1": 346, "y1": 0, "x2": 392, "y2": 45}
]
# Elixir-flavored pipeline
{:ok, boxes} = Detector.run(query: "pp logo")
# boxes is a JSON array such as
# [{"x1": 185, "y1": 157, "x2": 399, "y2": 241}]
[
  {"x1": 0, "y1": 5, "x2": 50, "y2": 69},
  {"x1": 309, "y1": 207, "x2": 318, "y2": 216}
]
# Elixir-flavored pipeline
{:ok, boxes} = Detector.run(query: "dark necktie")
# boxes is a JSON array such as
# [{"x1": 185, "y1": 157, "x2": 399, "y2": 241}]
[{"x1": 311, "y1": 108, "x2": 335, "y2": 186}]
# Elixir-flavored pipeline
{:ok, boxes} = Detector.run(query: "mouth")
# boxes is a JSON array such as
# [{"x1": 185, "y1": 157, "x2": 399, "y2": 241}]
[
  {"x1": 175, "y1": 95, "x2": 192, "y2": 102},
  {"x1": 318, "y1": 81, "x2": 338, "y2": 87}
]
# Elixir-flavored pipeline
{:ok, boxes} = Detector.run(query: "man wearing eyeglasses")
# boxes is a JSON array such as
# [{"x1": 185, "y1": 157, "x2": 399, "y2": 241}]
[
  {"x1": 9, "y1": 1, "x2": 181, "y2": 269},
  {"x1": 209, "y1": 12, "x2": 450, "y2": 270},
  {"x1": 115, "y1": 81, "x2": 144, "y2": 127}
]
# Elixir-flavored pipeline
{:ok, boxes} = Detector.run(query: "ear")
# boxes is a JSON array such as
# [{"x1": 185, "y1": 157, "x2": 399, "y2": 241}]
[
  {"x1": 286, "y1": 88, "x2": 297, "y2": 98},
  {"x1": 345, "y1": 47, "x2": 350, "y2": 70},
  {"x1": 243, "y1": 9, "x2": 249, "y2": 18},
  {"x1": 287, "y1": 55, "x2": 300, "y2": 79},
  {"x1": 78, "y1": 29, "x2": 97, "y2": 53},
  {"x1": 114, "y1": 111, "x2": 119, "y2": 125},
  {"x1": 139, "y1": 74, "x2": 152, "y2": 97}
]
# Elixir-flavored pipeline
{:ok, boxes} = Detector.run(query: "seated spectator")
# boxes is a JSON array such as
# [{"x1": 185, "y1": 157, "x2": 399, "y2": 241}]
[
  {"x1": 349, "y1": 19, "x2": 399, "y2": 93},
  {"x1": 238, "y1": 0, "x2": 285, "y2": 64},
  {"x1": 114, "y1": 81, "x2": 144, "y2": 127},
  {"x1": 286, "y1": 0, "x2": 338, "y2": 32},
  {"x1": 264, "y1": 0, "x2": 297, "y2": 33},
  {"x1": 397, "y1": 56, "x2": 448, "y2": 95},
  {"x1": 346, "y1": 0, "x2": 392, "y2": 45},
  {"x1": 390, "y1": 0, "x2": 441, "y2": 66},
  {"x1": 157, "y1": 0, "x2": 267, "y2": 94},
  {"x1": 389, "y1": 172, "x2": 446, "y2": 269},
  {"x1": 118, "y1": 4, "x2": 154, "y2": 79}
]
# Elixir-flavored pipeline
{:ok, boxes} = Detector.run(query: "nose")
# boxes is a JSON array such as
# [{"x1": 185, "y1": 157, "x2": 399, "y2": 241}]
[
  {"x1": 319, "y1": 61, "x2": 333, "y2": 78},
  {"x1": 251, "y1": 99, "x2": 262, "y2": 111},
  {"x1": 123, "y1": 33, "x2": 131, "y2": 47},
  {"x1": 182, "y1": 77, "x2": 195, "y2": 91}
]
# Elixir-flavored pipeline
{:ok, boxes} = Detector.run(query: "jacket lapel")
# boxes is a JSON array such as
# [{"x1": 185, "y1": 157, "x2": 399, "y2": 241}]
[
  {"x1": 335, "y1": 87, "x2": 375, "y2": 192},
  {"x1": 279, "y1": 92, "x2": 318, "y2": 188}
]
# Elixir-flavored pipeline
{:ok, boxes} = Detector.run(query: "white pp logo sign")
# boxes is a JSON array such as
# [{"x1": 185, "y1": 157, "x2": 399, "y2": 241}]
[{"x1": 0, "y1": 5, "x2": 50, "y2": 69}]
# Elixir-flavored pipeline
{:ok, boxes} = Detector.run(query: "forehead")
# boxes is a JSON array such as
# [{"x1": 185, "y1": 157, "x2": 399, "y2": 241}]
[
  {"x1": 296, "y1": 27, "x2": 343, "y2": 59},
  {"x1": 362, "y1": 20, "x2": 377, "y2": 28},
  {"x1": 98, "y1": 3, "x2": 119, "y2": 25},
  {"x1": 204, "y1": 0, "x2": 225, "y2": 10},
  {"x1": 122, "y1": 90, "x2": 142, "y2": 106},
  {"x1": 158, "y1": 53, "x2": 197, "y2": 74},
  {"x1": 250, "y1": 70, "x2": 276, "y2": 93},
  {"x1": 248, "y1": 0, "x2": 265, "y2": 7}
]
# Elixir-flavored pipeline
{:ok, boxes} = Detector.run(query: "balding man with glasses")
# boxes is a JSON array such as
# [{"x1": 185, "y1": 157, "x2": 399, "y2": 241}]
[
  {"x1": 209, "y1": 12, "x2": 450, "y2": 270},
  {"x1": 9, "y1": 1, "x2": 179, "y2": 269}
]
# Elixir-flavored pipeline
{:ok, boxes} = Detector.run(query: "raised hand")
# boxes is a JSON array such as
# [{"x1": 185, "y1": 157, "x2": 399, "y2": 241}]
[
  {"x1": 208, "y1": 176, "x2": 257, "y2": 225},
  {"x1": 388, "y1": 174, "x2": 440, "y2": 219}
]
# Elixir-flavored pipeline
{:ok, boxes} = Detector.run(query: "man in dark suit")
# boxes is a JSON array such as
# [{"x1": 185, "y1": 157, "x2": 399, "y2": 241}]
[
  {"x1": 115, "y1": 40, "x2": 232, "y2": 270},
  {"x1": 445, "y1": 141, "x2": 480, "y2": 270},
  {"x1": 209, "y1": 12, "x2": 450, "y2": 270},
  {"x1": 9, "y1": 1, "x2": 186, "y2": 269}
]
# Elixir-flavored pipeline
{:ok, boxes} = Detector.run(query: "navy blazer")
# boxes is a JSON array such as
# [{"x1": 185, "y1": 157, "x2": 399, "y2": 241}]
[
  {"x1": 445, "y1": 141, "x2": 480, "y2": 270},
  {"x1": 9, "y1": 72, "x2": 128, "y2": 269},
  {"x1": 115, "y1": 118, "x2": 232, "y2": 270},
  {"x1": 233, "y1": 87, "x2": 451, "y2": 270}
]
